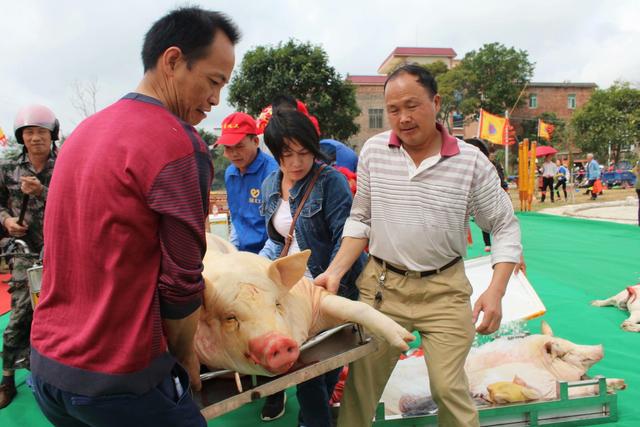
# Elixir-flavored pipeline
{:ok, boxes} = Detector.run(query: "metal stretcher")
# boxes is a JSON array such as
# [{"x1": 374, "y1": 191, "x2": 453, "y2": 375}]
[
  {"x1": 196, "y1": 323, "x2": 376, "y2": 420},
  {"x1": 373, "y1": 377, "x2": 619, "y2": 426}
]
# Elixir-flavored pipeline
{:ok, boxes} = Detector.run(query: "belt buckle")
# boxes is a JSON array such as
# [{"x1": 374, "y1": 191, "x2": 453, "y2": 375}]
[{"x1": 404, "y1": 270, "x2": 421, "y2": 279}]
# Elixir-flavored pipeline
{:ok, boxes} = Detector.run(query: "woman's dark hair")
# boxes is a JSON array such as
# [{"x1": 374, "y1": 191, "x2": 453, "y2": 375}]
[
  {"x1": 264, "y1": 110, "x2": 328, "y2": 164},
  {"x1": 271, "y1": 94, "x2": 298, "y2": 113},
  {"x1": 464, "y1": 138, "x2": 490, "y2": 158},
  {"x1": 384, "y1": 63, "x2": 438, "y2": 98},
  {"x1": 142, "y1": 7, "x2": 240, "y2": 72}
]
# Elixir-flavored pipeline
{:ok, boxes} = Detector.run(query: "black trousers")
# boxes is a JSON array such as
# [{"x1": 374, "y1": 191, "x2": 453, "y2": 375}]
[
  {"x1": 554, "y1": 178, "x2": 567, "y2": 199},
  {"x1": 540, "y1": 177, "x2": 555, "y2": 202}
]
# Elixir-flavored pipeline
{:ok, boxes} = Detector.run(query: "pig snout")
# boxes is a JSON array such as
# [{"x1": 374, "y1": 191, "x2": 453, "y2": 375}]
[
  {"x1": 589, "y1": 345, "x2": 604, "y2": 362},
  {"x1": 247, "y1": 333, "x2": 300, "y2": 374}
]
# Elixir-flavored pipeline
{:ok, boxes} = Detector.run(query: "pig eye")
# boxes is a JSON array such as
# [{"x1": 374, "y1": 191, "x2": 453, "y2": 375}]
[{"x1": 225, "y1": 315, "x2": 238, "y2": 322}]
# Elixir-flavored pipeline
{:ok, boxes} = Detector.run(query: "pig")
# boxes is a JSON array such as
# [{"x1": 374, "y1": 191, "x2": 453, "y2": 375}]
[
  {"x1": 381, "y1": 321, "x2": 625, "y2": 413},
  {"x1": 466, "y1": 321, "x2": 626, "y2": 402},
  {"x1": 591, "y1": 284, "x2": 640, "y2": 332},
  {"x1": 193, "y1": 235, "x2": 415, "y2": 378}
]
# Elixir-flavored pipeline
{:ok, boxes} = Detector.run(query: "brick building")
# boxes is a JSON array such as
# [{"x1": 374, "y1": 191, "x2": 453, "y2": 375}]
[{"x1": 511, "y1": 82, "x2": 597, "y2": 123}]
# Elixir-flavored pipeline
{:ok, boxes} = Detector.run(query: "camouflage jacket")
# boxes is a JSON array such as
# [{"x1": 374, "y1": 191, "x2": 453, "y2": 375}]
[{"x1": 0, "y1": 154, "x2": 56, "y2": 251}]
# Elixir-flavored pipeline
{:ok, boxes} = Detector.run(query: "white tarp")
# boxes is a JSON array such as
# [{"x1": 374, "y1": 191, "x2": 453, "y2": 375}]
[
  {"x1": 380, "y1": 257, "x2": 546, "y2": 415},
  {"x1": 466, "y1": 256, "x2": 546, "y2": 324}
]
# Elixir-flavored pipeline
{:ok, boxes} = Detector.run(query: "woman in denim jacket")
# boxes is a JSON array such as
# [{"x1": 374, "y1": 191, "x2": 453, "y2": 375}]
[{"x1": 259, "y1": 109, "x2": 365, "y2": 427}]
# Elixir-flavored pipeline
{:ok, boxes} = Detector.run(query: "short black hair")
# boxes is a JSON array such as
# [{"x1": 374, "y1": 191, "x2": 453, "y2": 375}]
[
  {"x1": 384, "y1": 63, "x2": 438, "y2": 98},
  {"x1": 142, "y1": 7, "x2": 240, "y2": 72},
  {"x1": 264, "y1": 110, "x2": 328, "y2": 164},
  {"x1": 271, "y1": 94, "x2": 298, "y2": 113},
  {"x1": 464, "y1": 138, "x2": 490, "y2": 158}
]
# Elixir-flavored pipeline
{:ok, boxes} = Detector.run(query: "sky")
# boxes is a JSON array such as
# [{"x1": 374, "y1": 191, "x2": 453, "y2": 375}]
[{"x1": 1, "y1": 0, "x2": 639, "y2": 139}]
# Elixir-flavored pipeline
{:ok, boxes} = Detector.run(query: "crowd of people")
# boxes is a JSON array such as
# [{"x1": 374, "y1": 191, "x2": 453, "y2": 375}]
[{"x1": 0, "y1": 5, "x2": 635, "y2": 427}]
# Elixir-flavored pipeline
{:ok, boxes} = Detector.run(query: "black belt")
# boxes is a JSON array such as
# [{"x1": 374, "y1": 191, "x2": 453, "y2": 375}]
[{"x1": 371, "y1": 255, "x2": 462, "y2": 278}]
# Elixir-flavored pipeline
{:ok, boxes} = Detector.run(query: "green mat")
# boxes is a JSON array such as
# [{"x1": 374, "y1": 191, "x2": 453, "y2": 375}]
[{"x1": 1, "y1": 213, "x2": 638, "y2": 426}]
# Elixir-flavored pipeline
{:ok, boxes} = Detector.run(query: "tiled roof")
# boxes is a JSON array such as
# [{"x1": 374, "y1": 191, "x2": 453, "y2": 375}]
[
  {"x1": 528, "y1": 82, "x2": 598, "y2": 88},
  {"x1": 392, "y1": 47, "x2": 457, "y2": 57},
  {"x1": 346, "y1": 75, "x2": 387, "y2": 85}
]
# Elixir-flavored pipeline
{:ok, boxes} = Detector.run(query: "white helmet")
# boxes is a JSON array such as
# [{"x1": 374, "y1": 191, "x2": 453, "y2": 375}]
[{"x1": 13, "y1": 104, "x2": 60, "y2": 144}]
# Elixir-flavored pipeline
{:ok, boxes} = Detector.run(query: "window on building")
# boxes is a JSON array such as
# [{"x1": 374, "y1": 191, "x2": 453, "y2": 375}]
[
  {"x1": 452, "y1": 112, "x2": 464, "y2": 128},
  {"x1": 567, "y1": 94, "x2": 577, "y2": 109},
  {"x1": 528, "y1": 94, "x2": 537, "y2": 108},
  {"x1": 369, "y1": 108, "x2": 383, "y2": 129}
]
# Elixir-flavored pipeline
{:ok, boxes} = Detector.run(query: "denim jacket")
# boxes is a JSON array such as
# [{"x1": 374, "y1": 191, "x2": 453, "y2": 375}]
[{"x1": 259, "y1": 162, "x2": 365, "y2": 300}]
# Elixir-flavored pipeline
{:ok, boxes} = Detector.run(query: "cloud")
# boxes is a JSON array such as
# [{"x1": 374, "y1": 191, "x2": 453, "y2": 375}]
[{"x1": 1, "y1": 0, "x2": 638, "y2": 136}]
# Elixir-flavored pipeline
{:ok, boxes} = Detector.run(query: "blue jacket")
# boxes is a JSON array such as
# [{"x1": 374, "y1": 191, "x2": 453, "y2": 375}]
[
  {"x1": 587, "y1": 159, "x2": 601, "y2": 180},
  {"x1": 260, "y1": 162, "x2": 365, "y2": 299},
  {"x1": 225, "y1": 149, "x2": 279, "y2": 253},
  {"x1": 319, "y1": 139, "x2": 358, "y2": 172}
]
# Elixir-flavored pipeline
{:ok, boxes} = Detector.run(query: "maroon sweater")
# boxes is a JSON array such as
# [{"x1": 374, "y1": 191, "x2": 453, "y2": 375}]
[{"x1": 31, "y1": 93, "x2": 212, "y2": 396}]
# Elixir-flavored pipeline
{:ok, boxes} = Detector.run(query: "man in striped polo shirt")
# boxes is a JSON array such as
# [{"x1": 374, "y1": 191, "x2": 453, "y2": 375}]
[{"x1": 316, "y1": 64, "x2": 521, "y2": 426}]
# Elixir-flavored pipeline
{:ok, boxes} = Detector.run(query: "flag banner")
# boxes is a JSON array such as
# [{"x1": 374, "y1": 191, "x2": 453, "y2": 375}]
[
  {"x1": 478, "y1": 109, "x2": 509, "y2": 145},
  {"x1": 537, "y1": 119, "x2": 555, "y2": 141}
]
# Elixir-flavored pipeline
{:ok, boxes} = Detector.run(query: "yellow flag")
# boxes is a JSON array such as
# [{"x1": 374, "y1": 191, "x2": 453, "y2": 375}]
[
  {"x1": 537, "y1": 119, "x2": 555, "y2": 141},
  {"x1": 478, "y1": 109, "x2": 508, "y2": 145}
]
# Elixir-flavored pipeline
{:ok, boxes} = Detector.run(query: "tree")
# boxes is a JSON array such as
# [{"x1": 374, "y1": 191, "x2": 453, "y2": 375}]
[
  {"x1": 71, "y1": 78, "x2": 99, "y2": 119},
  {"x1": 228, "y1": 40, "x2": 360, "y2": 141},
  {"x1": 418, "y1": 61, "x2": 463, "y2": 127},
  {"x1": 421, "y1": 61, "x2": 449, "y2": 79},
  {"x1": 571, "y1": 81, "x2": 640, "y2": 163},
  {"x1": 446, "y1": 43, "x2": 535, "y2": 118},
  {"x1": 197, "y1": 129, "x2": 229, "y2": 191},
  {"x1": 436, "y1": 65, "x2": 472, "y2": 128}
]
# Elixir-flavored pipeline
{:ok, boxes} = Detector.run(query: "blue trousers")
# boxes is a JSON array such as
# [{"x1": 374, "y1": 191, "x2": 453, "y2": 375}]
[
  {"x1": 32, "y1": 364, "x2": 206, "y2": 427},
  {"x1": 297, "y1": 367, "x2": 341, "y2": 427}
]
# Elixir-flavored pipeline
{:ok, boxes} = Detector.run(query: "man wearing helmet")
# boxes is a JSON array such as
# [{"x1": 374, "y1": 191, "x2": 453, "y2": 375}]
[{"x1": 0, "y1": 104, "x2": 58, "y2": 409}]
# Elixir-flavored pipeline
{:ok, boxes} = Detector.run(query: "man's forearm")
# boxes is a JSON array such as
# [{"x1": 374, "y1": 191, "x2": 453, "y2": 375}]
[
  {"x1": 488, "y1": 262, "x2": 516, "y2": 296},
  {"x1": 163, "y1": 308, "x2": 201, "y2": 362},
  {"x1": 327, "y1": 236, "x2": 368, "y2": 278}
]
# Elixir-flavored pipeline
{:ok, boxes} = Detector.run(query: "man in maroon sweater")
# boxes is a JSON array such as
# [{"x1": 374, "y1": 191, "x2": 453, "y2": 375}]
[{"x1": 29, "y1": 8, "x2": 238, "y2": 426}]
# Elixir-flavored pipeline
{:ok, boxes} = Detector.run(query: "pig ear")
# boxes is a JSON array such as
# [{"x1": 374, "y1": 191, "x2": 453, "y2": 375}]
[
  {"x1": 512, "y1": 375, "x2": 528, "y2": 387},
  {"x1": 541, "y1": 320, "x2": 554, "y2": 336},
  {"x1": 267, "y1": 250, "x2": 311, "y2": 291},
  {"x1": 544, "y1": 340, "x2": 566, "y2": 358}
]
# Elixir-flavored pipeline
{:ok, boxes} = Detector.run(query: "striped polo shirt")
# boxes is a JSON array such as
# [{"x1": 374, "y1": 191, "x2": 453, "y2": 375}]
[{"x1": 343, "y1": 124, "x2": 521, "y2": 271}]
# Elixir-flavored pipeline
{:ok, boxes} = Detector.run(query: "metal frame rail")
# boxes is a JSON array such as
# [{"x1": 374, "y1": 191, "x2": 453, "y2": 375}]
[
  {"x1": 196, "y1": 324, "x2": 376, "y2": 420},
  {"x1": 373, "y1": 377, "x2": 618, "y2": 426}
]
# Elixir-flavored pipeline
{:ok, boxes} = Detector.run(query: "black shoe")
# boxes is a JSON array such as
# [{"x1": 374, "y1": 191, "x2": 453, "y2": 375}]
[
  {"x1": 261, "y1": 391, "x2": 287, "y2": 421},
  {"x1": 0, "y1": 384, "x2": 16, "y2": 409}
]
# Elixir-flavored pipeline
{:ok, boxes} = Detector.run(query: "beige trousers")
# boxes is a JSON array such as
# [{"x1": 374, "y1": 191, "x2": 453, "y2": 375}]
[{"x1": 337, "y1": 258, "x2": 479, "y2": 427}]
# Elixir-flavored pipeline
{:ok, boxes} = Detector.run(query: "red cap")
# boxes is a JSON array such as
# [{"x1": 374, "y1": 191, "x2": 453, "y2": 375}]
[{"x1": 217, "y1": 112, "x2": 258, "y2": 146}]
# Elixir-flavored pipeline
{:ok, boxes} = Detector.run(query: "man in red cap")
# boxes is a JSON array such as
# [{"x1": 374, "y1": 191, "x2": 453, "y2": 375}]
[{"x1": 219, "y1": 112, "x2": 278, "y2": 254}]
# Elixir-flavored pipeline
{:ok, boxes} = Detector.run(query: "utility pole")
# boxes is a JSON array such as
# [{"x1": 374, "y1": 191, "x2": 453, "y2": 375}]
[{"x1": 504, "y1": 109, "x2": 510, "y2": 176}]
